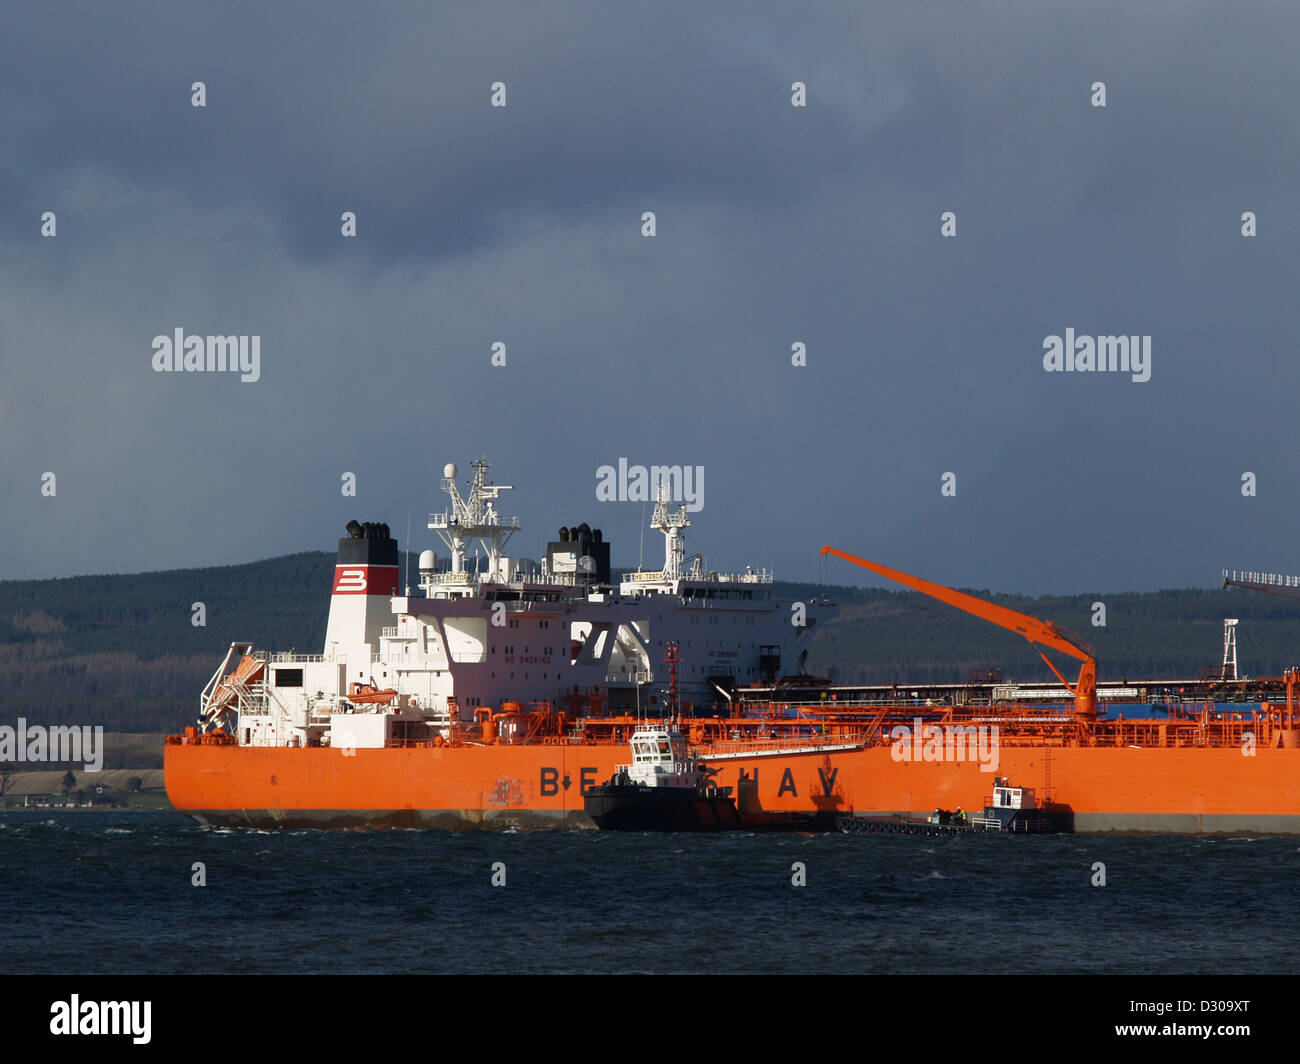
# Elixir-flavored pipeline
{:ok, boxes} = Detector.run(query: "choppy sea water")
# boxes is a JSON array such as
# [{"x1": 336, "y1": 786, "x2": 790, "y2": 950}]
[{"x1": 2, "y1": 811, "x2": 1295, "y2": 974}]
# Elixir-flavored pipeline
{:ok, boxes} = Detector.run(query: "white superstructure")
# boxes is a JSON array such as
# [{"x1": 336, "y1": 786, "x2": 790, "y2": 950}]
[
  {"x1": 199, "y1": 459, "x2": 835, "y2": 749},
  {"x1": 613, "y1": 726, "x2": 711, "y2": 789}
]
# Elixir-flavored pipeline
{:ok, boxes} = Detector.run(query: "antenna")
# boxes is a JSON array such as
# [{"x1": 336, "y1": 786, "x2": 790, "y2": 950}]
[
  {"x1": 404, "y1": 512, "x2": 411, "y2": 594},
  {"x1": 639, "y1": 500, "x2": 646, "y2": 570}
]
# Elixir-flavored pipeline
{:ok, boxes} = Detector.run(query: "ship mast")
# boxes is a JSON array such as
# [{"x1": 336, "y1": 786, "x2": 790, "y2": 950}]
[
  {"x1": 663, "y1": 640, "x2": 681, "y2": 726},
  {"x1": 428, "y1": 458, "x2": 520, "y2": 585},
  {"x1": 652, "y1": 480, "x2": 691, "y2": 583}
]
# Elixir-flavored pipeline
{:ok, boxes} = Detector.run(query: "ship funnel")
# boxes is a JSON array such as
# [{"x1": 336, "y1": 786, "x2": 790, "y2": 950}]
[{"x1": 323, "y1": 520, "x2": 400, "y2": 680}]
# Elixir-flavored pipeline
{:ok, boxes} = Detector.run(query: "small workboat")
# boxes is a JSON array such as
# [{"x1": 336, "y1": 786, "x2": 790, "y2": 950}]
[{"x1": 584, "y1": 724, "x2": 745, "y2": 831}]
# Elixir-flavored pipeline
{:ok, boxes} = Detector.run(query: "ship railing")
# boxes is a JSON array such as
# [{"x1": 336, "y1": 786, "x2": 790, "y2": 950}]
[
  {"x1": 381, "y1": 737, "x2": 454, "y2": 749},
  {"x1": 479, "y1": 572, "x2": 582, "y2": 587},
  {"x1": 708, "y1": 570, "x2": 774, "y2": 584},
  {"x1": 254, "y1": 651, "x2": 328, "y2": 664},
  {"x1": 697, "y1": 736, "x2": 865, "y2": 757},
  {"x1": 428, "y1": 511, "x2": 521, "y2": 530}
]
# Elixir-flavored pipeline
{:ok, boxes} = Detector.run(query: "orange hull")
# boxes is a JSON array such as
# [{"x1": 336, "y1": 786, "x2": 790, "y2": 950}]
[{"x1": 164, "y1": 739, "x2": 1300, "y2": 833}]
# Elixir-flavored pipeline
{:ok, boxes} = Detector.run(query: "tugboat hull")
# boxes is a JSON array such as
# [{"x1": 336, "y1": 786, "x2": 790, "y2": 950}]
[{"x1": 584, "y1": 784, "x2": 745, "y2": 831}]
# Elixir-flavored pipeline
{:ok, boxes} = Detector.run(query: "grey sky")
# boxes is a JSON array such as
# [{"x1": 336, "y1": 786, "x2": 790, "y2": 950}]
[{"x1": 2, "y1": 2, "x2": 1297, "y2": 593}]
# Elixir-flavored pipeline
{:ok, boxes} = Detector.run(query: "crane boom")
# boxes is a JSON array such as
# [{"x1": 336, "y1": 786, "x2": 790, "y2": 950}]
[
  {"x1": 820, "y1": 544, "x2": 1098, "y2": 720},
  {"x1": 1223, "y1": 576, "x2": 1300, "y2": 601}
]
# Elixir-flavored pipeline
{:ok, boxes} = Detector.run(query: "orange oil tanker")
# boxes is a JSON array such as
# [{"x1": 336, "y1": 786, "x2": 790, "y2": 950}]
[
  {"x1": 164, "y1": 460, "x2": 1300, "y2": 833},
  {"x1": 164, "y1": 673, "x2": 1300, "y2": 833}
]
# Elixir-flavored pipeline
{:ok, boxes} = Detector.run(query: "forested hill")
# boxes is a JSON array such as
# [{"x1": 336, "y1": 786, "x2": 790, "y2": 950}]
[
  {"x1": 0, "y1": 552, "x2": 356, "y2": 731},
  {"x1": 803, "y1": 585, "x2": 1300, "y2": 686},
  {"x1": 3, "y1": 553, "x2": 1299, "y2": 732}
]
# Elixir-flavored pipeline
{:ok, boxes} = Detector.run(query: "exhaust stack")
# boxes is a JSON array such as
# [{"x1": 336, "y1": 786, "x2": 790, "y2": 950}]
[{"x1": 324, "y1": 521, "x2": 399, "y2": 677}]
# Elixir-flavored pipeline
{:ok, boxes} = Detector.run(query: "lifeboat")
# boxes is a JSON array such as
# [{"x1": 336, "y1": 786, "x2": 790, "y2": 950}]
[{"x1": 347, "y1": 682, "x2": 399, "y2": 705}]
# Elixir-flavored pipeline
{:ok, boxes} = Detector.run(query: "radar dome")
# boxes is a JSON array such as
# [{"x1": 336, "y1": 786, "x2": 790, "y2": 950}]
[
  {"x1": 577, "y1": 555, "x2": 597, "y2": 575},
  {"x1": 419, "y1": 549, "x2": 436, "y2": 571},
  {"x1": 443, "y1": 463, "x2": 458, "y2": 479}
]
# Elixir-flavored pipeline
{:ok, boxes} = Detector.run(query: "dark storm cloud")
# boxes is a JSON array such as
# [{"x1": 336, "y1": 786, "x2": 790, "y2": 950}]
[
  {"x1": 2, "y1": 1, "x2": 1298, "y2": 595},
  {"x1": 0, "y1": 2, "x2": 902, "y2": 263}
]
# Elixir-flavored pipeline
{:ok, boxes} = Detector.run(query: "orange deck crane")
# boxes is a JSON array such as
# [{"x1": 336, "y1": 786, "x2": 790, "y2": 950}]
[{"x1": 820, "y1": 545, "x2": 1098, "y2": 721}]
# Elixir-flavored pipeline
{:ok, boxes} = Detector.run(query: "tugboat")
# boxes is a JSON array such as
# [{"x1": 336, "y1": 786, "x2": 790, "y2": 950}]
[
  {"x1": 583, "y1": 723, "x2": 745, "y2": 831},
  {"x1": 585, "y1": 639, "x2": 823, "y2": 832}
]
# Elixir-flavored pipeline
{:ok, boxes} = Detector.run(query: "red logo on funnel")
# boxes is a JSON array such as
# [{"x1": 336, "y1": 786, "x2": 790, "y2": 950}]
[{"x1": 332, "y1": 565, "x2": 399, "y2": 595}]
